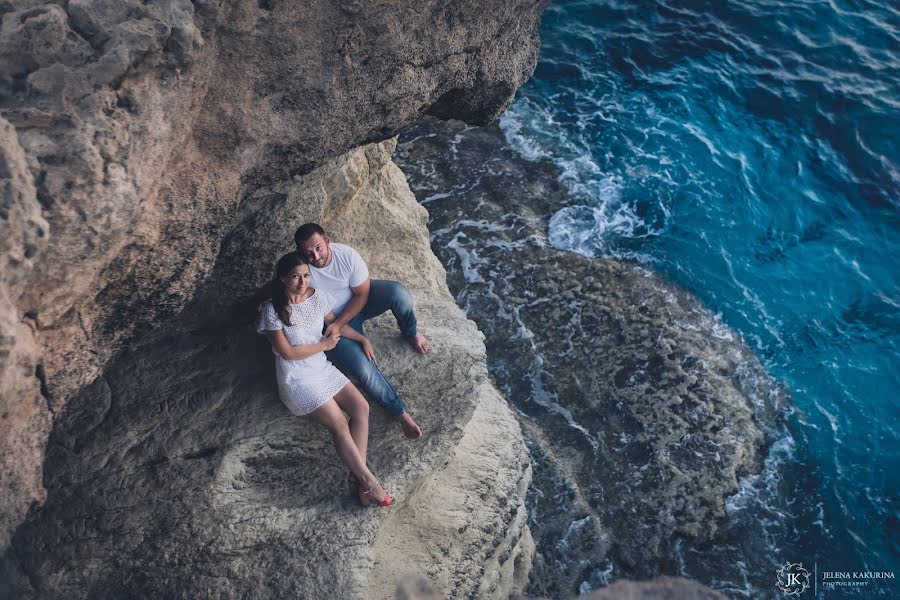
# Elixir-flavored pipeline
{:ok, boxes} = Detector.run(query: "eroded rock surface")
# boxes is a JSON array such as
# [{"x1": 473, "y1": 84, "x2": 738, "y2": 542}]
[
  {"x1": 1, "y1": 140, "x2": 533, "y2": 599},
  {"x1": 400, "y1": 574, "x2": 728, "y2": 600},
  {"x1": 577, "y1": 577, "x2": 728, "y2": 600},
  {"x1": 0, "y1": 0, "x2": 548, "y2": 551},
  {"x1": 396, "y1": 117, "x2": 788, "y2": 596}
]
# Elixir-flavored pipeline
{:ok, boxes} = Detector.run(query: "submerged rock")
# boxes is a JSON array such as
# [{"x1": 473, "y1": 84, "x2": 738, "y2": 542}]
[{"x1": 396, "y1": 117, "x2": 789, "y2": 596}]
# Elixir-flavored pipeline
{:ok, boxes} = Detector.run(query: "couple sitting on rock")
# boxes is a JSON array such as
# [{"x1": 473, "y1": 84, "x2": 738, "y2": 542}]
[{"x1": 255, "y1": 223, "x2": 428, "y2": 508}]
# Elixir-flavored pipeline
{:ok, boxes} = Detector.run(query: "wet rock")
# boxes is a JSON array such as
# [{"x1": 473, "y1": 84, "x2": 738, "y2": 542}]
[{"x1": 396, "y1": 117, "x2": 788, "y2": 596}]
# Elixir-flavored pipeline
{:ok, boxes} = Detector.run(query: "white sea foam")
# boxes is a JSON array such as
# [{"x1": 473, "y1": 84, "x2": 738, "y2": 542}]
[
  {"x1": 525, "y1": 351, "x2": 597, "y2": 448},
  {"x1": 501, "y1": 97, "x2": 671, "y2": 263},
  {"x1": 446, "y1": 232, "x2": 485, "y2": 284},
  {"x1": 422, "y1": 191, "x2": 452, "y2": 204},
  {"x1": 725, "y1": 434, "x2": 795, "y2": 516},
  {"x1": 814, "y1": 400, "x2": 840, "y2": 435},
  {"x1": 548, "y1": 201, "x2": 645, "y2": 258},
  {"x1": 577, "y1": 560, "x2": 615, "y2": 595},
  {"x1": 556, "y1": 515, "x2": 592, "y2": 550},
  {"x1": 498, "y1": 99, "x2": 557, "y2": 163}
]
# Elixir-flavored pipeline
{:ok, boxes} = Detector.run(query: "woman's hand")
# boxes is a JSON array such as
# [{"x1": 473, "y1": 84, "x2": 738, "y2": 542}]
[
  {"x1": 267, "y1": 329, "x2": 334, "y2": 361},
  {"x1": 322, "y1": 331, "x2": 341, "y2": 351},
  {"x1": 360, "y1": 337, "x2": 377, "y2": 363}
]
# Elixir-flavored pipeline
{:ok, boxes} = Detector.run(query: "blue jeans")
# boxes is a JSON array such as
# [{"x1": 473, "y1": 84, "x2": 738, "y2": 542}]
[{"x1": 330, "y1": 280, "x2": 417, "y2": 417}]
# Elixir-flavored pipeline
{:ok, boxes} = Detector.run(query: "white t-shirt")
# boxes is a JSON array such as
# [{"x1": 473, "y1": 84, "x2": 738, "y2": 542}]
[{"x1": 309, "y1": 243, "x2": 369, "y2": 316}]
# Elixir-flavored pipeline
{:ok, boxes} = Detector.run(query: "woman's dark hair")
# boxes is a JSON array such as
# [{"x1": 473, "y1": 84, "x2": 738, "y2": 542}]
[{"x1": 271, "y1": 252, "x2": 308, "y2": 326}]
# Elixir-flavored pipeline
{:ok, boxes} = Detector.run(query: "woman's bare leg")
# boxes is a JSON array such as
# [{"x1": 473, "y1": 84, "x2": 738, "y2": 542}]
[
  {"x1": 333, "y1": 383, "x2": 369, "y2": 462},
  {"x1": 308, "y1": 398, "x2": 387, "y2": 503}
]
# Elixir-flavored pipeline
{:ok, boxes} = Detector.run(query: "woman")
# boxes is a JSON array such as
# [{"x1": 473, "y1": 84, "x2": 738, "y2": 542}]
[{"x1": 257, "y1": 251, "x2": 392, "y2": 507}]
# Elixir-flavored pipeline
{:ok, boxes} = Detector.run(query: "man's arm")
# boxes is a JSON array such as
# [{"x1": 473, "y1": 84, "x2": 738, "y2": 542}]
[{"x1": 323, "y1": 278, "x2": 370, "y2": 338}]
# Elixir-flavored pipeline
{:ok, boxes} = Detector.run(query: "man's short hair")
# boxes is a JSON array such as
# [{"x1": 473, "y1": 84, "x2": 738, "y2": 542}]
[{"x1": 294, "y1": 223, "x2": 327, "y2": 245}]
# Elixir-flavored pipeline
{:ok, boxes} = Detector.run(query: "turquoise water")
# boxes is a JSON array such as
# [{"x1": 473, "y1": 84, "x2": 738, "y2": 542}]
[{"x1": 500, "y1": 0, "x2": 899, "y2": 595}]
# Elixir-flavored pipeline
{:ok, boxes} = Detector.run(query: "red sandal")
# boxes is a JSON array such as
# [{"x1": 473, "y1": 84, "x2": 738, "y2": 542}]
[{"x1": 362, "y1": 481, "x2": 393, "y2": 507}]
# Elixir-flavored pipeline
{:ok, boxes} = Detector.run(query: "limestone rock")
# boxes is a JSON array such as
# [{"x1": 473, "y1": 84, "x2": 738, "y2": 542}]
[
  {"x1": 370, "y1": 382, "x2": 534, "y2": 599},
  {"x1": 578, "y1": 576, "x2": 728, "y2": 600},
  {"x1": 0, "y1": 0, "x2": 548, "y2": 551},
  {"x1": 1, "y1": 141, "x2": 533, "y2": 598},
  {"x1": 400, "y1": 575, "x2": 726, "y2": 600},
  {"x1": 0, "y1": 116, "x2": 50, "y2": 552}
]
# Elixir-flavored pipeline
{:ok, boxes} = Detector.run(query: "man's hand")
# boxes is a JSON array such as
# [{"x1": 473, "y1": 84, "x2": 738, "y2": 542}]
[
  {"x1": 321, "y1": 331, "x2": 341, "y2": 351},
  {"x1": 323, "y1": 322, "x2": 342, "y2": 340},
  {"x1": 360, "y1": 338, "x2": 377, "y2": 363}
]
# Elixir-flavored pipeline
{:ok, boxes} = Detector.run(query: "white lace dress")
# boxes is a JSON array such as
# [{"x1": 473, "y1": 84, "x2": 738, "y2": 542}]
[{"x1": 257, "y1": 289, "x2": 349, "y2": 415}]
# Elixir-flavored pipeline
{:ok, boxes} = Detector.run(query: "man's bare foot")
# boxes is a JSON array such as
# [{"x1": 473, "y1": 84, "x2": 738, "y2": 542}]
[
  {"x1": 407, "y1": 333, "x2": 429, "y2": 354},
  {"x1": 398, "y1": 411, "x2": 422, "y2": 440}
]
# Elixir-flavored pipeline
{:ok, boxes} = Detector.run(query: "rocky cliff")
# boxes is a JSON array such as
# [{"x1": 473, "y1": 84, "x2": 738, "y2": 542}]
[
  {"x1": 0, "y1": 0, "x2": 548, "y2": 569},
  {"x1": 1, "y1": 137, "x2": 536, "y2": 598}
]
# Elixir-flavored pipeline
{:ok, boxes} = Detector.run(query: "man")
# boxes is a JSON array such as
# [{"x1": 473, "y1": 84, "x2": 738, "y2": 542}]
[{"x1": 293, "y1": 223, "x2": 426, "y2": 440}]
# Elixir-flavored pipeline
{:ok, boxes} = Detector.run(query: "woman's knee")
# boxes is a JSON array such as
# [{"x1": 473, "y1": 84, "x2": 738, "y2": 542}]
[
  {"x1": 337, "y1": 385, "x2": 370, "y2": 420},
  {"x1": 355, "y1": 397, "x2": 370, "y2": 419},
  {"x1": 309, "y1": 400, "x2": 348, "y2": 433},
  {"x1": 347, "y1": 400, "x2": 369, "y2": 424}
]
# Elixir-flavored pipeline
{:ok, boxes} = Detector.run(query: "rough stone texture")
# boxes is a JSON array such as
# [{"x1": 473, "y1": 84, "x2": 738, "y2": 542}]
[
  {"x1": 396, "y1": 575, "x2": 447, "y2": 600},
  {"x1": 370, "y1": 382, "x2": 534, "y2": 599},
  {"x1": 401, "y1": 575, "x2": 727, "y2": 600},
  {"x1": 0, "y1": 140, "x2": 533, "y2": 599},
  {"x1": 0, "y1": 116, "x2": 50, "y2": 551},
  {"x1": 396, "y1": 117, "x2": 789, "y2": 596},
  {"x1": 0, "y1": 0, "x2": 549, "y2": 552},
  {"x1": 578, "y1": 577, "x2": 728, "y2": 600}
]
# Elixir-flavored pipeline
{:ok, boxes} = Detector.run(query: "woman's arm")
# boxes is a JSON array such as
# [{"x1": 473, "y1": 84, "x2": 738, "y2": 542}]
[
  {"x1": 323, "y1": 310, "x2": 375, "y2": 362},
  {"x1": 266, "y1": 329, "x2": 339, "y2": 360}
]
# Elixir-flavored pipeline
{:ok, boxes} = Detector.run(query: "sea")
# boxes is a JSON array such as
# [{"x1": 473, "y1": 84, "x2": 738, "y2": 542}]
[
  {"x1": 433, "y1": 0, "x2": 899, "y2": 597},
  {"x1": 499, "y1": 0, "x2": 899, "y2": 596}
]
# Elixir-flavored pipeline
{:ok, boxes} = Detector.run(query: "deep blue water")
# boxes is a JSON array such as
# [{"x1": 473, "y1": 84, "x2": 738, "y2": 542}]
[{"x1": 499, "y1": 0, "x2": 899, "y2": 596}]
